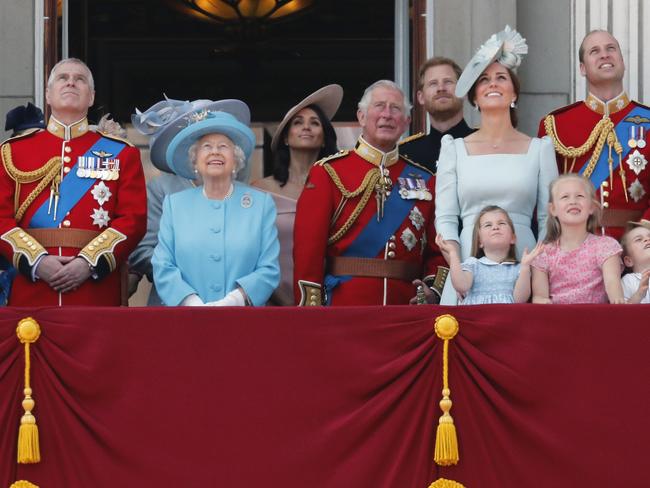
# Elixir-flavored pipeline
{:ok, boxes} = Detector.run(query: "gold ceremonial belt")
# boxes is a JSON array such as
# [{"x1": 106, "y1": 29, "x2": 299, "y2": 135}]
[
  {"x1": 327, "y1": 256, "x2": 421, "y2": 282},
  {"x1": 28, "y1": 228, "x2": 99, "y2": 249}
]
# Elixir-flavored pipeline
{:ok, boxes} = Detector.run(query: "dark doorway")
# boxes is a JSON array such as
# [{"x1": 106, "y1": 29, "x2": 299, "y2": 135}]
[{"x1": 65, "y1": 0, "x2": 395, "y2": 125}]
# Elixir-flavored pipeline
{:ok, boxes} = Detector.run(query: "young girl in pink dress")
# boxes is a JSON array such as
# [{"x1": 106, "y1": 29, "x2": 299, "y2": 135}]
[{"x1": 531, "y1": 174, "x2": 624, "y2": 304}]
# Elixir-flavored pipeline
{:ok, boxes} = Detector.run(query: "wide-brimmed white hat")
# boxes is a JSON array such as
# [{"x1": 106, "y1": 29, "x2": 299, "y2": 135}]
[
  {"x1": 271, "y1": 84, "x2": 343, "y2": 152},
  {"x1": 164, "y1": 100, "x2": 255, "y2": 180},
  {"x1": 455, "y1": 25, "x2": 528, "y2": 98}
]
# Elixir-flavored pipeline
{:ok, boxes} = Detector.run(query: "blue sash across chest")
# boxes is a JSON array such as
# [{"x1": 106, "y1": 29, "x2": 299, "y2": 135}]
[
  {"x1": 343, "y1": 164, "x2": 431, "y2": 257},
  {"x1": 579, "y1": 105, "x2": 650, "y2": 188},
  {"x1": 29, "y1": 137, "x2": 126, "y2": 228}
]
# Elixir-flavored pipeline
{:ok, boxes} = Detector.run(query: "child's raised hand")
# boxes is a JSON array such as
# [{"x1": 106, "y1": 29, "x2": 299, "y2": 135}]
[
  {"x1": 520, "y1": 242, "x2": 544, "y2": 266},
  {"x1": 637, "y1": 270, "x2": 650, "y2": 296},
  {"x1": 435, "y1": 234, "x2": 459, "y2": 262}
]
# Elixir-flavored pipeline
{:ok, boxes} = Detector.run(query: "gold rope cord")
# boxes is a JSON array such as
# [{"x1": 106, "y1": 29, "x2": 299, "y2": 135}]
[
  {"x1": 1, "y1": 143, "x2": 61, "y2": 219},
  {"x1": 544, "y1": 115, "x2": 613, "y2": 178},
  {"x1": 323, "y1": 163, "x2": 380, "y2": 245}
]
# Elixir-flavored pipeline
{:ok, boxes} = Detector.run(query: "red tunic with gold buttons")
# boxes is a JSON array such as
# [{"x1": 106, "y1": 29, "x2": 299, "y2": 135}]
[
  {"x1": 539, "y1": 92, "x2": 650, "y2": 239},
  {"x1": 0, "y1": 117, "x2": 147, "y2": 306},
  {"x1": 293, "y1": 137, "x2": 444, "y2": 306}
]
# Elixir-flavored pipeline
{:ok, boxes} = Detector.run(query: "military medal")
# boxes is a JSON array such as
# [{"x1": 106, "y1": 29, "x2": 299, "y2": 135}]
[
  {"x1": 400, "y1": 227, "x2": 417, "y2": 251},
  {"x1": 398, "y1": 177, "x2": 409, "y2": 198},
  {"x1": 638, "y1": 126, "x2": 646, "y2": 148},
  {"x1": 626, "y1": 149, "x2": 648, "y2": 175},
  {"x1": 409, "y1": 206, "x2": 425, "y2": 230},
  {"x1": 628, "y1": 126, "x2": 637, "y2": 149},
  {"x1": 628, "y1": 178, "x2": 646, "y2": 202},
  {"x1": 91, "y1": 181, "x2": 112, "y2": 205},
  {"x1": 77, "y1": 156, "x2": 87, "y2": 177}
]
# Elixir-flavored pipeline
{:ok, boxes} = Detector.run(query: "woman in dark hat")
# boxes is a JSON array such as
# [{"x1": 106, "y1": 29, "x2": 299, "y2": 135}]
[
  {"x1": 152, "y1": 100, "x2": 280, "y2": 306},
  {"x1": 252, "y1": 85, "x2": 342, "y2": 305}
]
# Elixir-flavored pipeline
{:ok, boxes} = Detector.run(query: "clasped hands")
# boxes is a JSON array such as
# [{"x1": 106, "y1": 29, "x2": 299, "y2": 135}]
[{"x1": 36, "y1": 255, "x2": 92, "y2": 293}]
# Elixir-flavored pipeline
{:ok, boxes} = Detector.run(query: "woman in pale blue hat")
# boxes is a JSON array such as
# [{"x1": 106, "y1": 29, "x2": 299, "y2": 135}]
[
  {"x1": 152, "y1": 100, "x2": 280, "y2": 306},
  {"x1": 433, "y1": 26, "x2": 558, "y2": 304}
]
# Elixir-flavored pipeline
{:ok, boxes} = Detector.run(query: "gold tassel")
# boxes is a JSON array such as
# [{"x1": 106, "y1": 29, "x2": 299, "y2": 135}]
[
  {"x1": 10, "y1": 481, "x2": 40, "y2": 488},
  {"x1": 428, "y1": 478, "x2": 466, "y2": 488},
  {"x1": 433, "y1": 314, "x2": 460, "y2": 466},
  {"x1": 16, "y1": 317, "x2": 42, "y2": 464}
]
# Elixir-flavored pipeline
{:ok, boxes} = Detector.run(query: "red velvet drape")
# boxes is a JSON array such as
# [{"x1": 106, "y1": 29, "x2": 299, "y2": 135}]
[{"x1": 1, "y1": 305, "x2": 649, "y2": 487}]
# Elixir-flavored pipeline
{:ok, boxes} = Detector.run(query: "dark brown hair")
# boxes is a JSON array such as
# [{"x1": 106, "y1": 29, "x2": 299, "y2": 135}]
[{"x1": 467, "y1": 64, "x2": 520, "y2": 128}]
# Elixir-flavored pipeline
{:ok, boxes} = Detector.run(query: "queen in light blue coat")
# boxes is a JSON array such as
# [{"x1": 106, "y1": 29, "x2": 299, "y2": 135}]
[{"x1": 152, "y1": 100, "x2": 280, "y2": 306}]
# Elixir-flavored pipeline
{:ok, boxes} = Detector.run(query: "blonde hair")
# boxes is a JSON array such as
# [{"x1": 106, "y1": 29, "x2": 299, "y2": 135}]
[
  {"x1": 544, "y1": 174, "x2": 602, "y2": 243},
  {"x1": 470, "y1": 205, "x2": 518, "y2": 262}
]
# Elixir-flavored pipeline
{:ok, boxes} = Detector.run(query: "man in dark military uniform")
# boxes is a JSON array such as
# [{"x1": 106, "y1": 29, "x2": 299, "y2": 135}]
[
  {"x1": 0, "y1": 58, "x2": 147, "y2": 306},
  {"x1": 539, "y1": 30, "x2": 650, "y2": 239},
  {"x1": 399, "y1": 57, "x2": 474, "y2": 172},
  {"x1": 293, "y1": 80, "x2": 446, "y2": 306}
]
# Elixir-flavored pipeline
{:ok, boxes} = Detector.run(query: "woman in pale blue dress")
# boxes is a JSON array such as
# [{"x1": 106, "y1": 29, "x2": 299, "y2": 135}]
[{"x1": 434, "y1": 26, "x2": 558, "y2": 304}]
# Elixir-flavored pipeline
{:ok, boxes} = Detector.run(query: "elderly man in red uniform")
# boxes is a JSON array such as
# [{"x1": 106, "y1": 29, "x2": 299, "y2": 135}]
[
  {"x1": 539, "y1": 30, "x2": 650, "y2": 239},
  {"x1": 0, "y1": 58, "x2": 146, "y2": 306},
  {"x1": 293, "y1": 80, "x2": 445, "y2": 306}
]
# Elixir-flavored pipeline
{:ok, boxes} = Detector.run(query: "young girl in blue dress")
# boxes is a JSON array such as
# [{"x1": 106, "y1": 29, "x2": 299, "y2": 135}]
[{"x1": 436, "y1": 205, "x2": 541, "y2": 304}]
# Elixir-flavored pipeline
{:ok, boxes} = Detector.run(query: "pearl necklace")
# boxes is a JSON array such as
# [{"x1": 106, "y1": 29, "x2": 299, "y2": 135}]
[{"x1": 202, "y1": 183, "x2": 234, "y2": 200}]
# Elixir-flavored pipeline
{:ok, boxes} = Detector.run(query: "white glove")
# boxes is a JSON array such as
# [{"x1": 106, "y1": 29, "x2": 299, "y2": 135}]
[
  {"x1": 180, "y1": 294, "x2": 205, "y2": 306},
  {"x1": 204, "y1": 288, "x2": 246, "y2": 307}
]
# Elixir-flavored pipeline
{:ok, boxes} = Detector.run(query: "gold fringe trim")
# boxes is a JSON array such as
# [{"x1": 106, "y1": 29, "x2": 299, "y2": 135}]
[
  {"x1": 428, "y1": 478, "x2": 465, "y2": 488},
  {"x1": 16, "y1": 318, "x2": 42, "y2": 464},
  {"x1": 433, "y1": 314, "x2": 460, "y2": 466}
]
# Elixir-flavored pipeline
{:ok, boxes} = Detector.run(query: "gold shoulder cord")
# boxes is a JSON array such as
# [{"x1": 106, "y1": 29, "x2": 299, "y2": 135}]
[
  {"x1": 544, "y1": 115, "x2": 618, "y2": 178},
  {"x1": 323, "y1": 163, "x2": 380, "y2": 245},
  {"x1": 1, "y1": 143, "x2": 61, "y2": 220}
]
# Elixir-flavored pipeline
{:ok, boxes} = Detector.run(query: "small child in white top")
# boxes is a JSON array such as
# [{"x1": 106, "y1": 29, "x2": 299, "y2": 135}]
[
  {"x1": 436, "y1": 205, "x2": 540, "y2": 304},
  {"x1": 620, "y1": 221, "x2": 650, "y2": 304}
]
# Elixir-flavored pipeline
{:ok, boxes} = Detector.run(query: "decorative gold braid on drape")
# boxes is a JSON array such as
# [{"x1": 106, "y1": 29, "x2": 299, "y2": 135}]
[
  {"x1": 16, "y1": 317, "x2": 42, "y2": 464},
  {"x1": 1, "y1": 143, "x2": 61, "y2": 219},
  {"x1": 323, "y1": 163, "x2": 380, "y2": 245},
  {"x1": 544, "y1": 115, "x2": 613, "y2": 177},
  {"x1": 428, "y1": 478, "x2": 465, "y2": 488}
]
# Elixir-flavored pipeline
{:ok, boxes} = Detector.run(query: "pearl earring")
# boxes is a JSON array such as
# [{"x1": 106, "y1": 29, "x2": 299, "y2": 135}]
[
  {"x1": 510, "y1": 100, "x2": 517, "y2": 109},
  {"x1": 193, "y1": 168, "x2": 198, "y2": 174}
]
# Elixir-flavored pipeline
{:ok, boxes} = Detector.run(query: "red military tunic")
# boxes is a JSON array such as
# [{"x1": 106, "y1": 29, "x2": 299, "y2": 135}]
[
  {"x1": 539, "y1": 92, "x2": 650, "y2": 239},
  {"x1": 0, "y1": 117, "x2": 147, "y2": 306},
  {"x1": 293, "y1": 137, "x2": 444, "y2": 306}
]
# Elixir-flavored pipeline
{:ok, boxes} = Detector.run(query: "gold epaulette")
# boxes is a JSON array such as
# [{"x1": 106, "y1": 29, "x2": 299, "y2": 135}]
[
  {"x1": 399, "y1": 132, "x2": 425, "y2": 145},
  {"x1": 314, "y1": 149, "x2": 349, "y2": 166},
  {"x1": 96, "y1": 130, "x2": 135, "y2": 147},
  {"x1": 1, "y1": 227, "x2": 47, "y2": 267},
  {"x1": 78, "y1": 227, "x2": 126, "y2": 270},
  {"x1": 0, "y1": 128, "x2": 41, "y2": 146},
  {"x1": 401, "y1": 155, "x2": 435, "y2": 176}
]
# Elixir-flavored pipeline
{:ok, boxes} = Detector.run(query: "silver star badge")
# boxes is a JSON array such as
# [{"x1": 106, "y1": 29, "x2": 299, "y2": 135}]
[
  {"x1": 401, "y1": 227, "x2": 417, "y2": 251},
  {"x1": 626, "y1": 149, "x2": 648, "y2": 175},
  {"x1": 409, "y1": 206, "x2": 425, "y2": 230},
  {"x1": 91, "y1": 208, "x2": 111, "y2": 228},
  {"x1": 91, "y1": 181, "x2": 112, "y2": 205},
  {"x1": 628, "y1": 178, "x2": 646, "y2": 203}
]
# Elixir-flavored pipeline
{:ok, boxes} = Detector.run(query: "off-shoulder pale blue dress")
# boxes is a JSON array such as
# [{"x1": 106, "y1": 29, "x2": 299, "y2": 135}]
[{"x1": 435, "y1": 134, "x2": 558, "y2": 304}]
